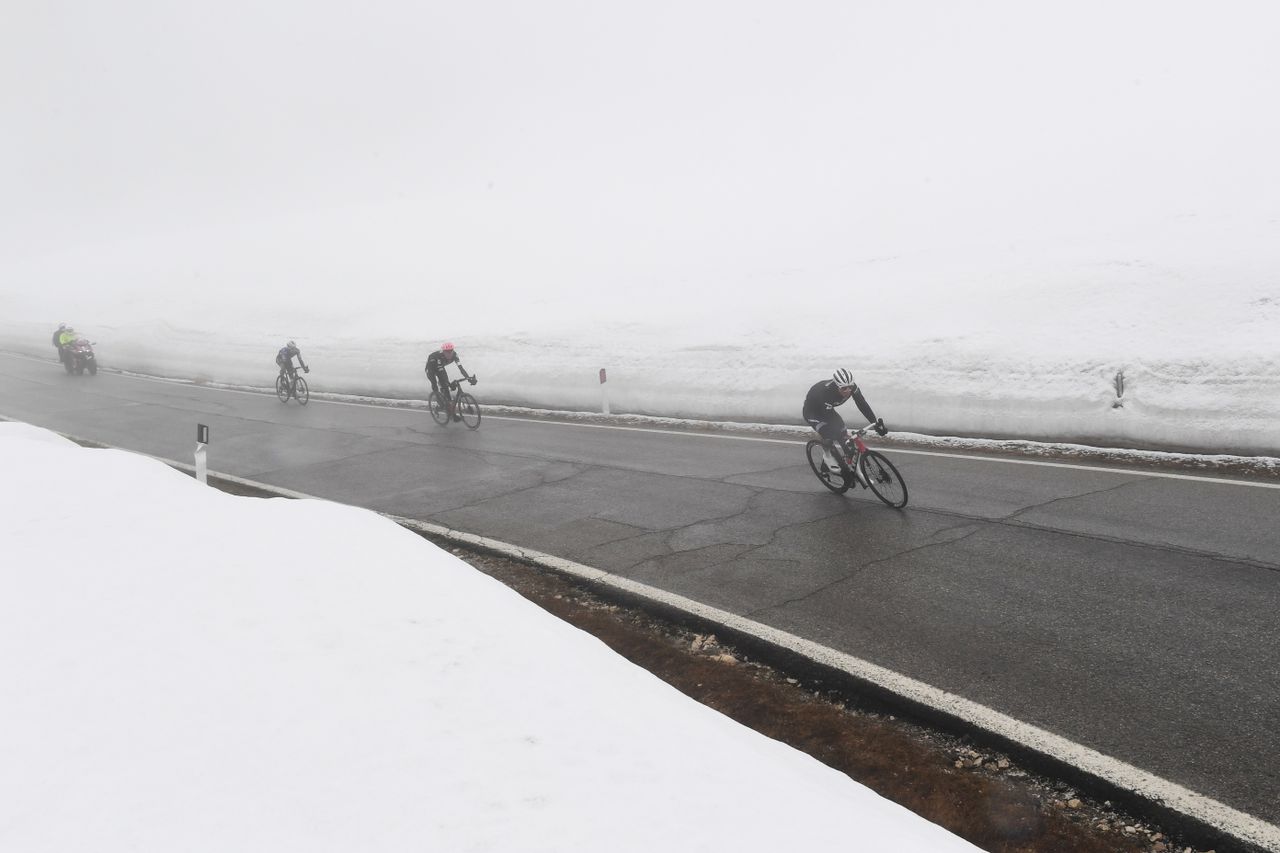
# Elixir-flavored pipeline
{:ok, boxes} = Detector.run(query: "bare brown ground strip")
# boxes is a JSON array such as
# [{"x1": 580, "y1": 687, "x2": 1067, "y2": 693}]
[{"x1": 452, "y1": 546, "x2": 1218, "y2": 853}]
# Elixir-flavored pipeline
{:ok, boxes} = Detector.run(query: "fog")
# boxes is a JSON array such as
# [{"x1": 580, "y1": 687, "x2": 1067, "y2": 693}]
[{"x1": 6, "y1": 2, "x2": 1279, "y2": 321}]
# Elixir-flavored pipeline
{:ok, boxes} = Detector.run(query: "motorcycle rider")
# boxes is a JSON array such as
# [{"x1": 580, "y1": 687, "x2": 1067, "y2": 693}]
[
  {"x1": 803, "y1": 368, "x2": 888, "y2": 474},
  {"x1": 425, "y1": 342, "x2": 474, "y2": 421},
  {"x1": 275, "y1": 340, "x2": 309, "y2": 378},
  {"x1": 52, "y1": 324, "x2": 68, "y2": 363},
  {"x1": 57, "y1": 326, "x2": 78, "y2": 363}
]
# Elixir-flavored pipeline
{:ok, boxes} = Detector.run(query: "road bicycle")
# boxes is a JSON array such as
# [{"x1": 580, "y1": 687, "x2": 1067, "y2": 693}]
[
  {"x1": 805, "y1": 421, "x2": 908, "y2": 508},
  {"x1": 275, "y1": 365, "x2": 309, "y2": 405},
  {"x1": 428, "y1": 377, "x2": 480, "y2": 429}
]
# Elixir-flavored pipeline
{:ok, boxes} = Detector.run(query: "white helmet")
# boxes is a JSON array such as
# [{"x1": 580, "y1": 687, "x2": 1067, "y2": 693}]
[{"x1": 832, "y1": 368, "x2": 854, "y2": 388}]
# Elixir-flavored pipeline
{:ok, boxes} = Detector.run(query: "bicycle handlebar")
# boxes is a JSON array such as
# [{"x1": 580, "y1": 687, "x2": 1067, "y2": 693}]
[{"x1": 848, "y1": 418, "x2": 886, "y2": 437}]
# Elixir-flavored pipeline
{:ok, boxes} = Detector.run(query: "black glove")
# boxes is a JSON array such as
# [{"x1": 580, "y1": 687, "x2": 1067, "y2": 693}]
[
  {"x1": 874, "y1": 418, "x2": 888, "y2": 436},
  {"x1": 468, "y1": 376, "x2": 477, "y2": 385},
  {"x1": 303, "y1": 366, "x2": 310, "y2": 373}
]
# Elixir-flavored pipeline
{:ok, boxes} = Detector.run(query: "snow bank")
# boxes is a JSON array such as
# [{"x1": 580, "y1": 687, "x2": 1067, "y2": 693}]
[
  {"x1": 0, "y1": 422, "x2": 975, "y2": 852},
  {"x1": 3, "y1": 244, "x2": 1276, "y2": 456}
]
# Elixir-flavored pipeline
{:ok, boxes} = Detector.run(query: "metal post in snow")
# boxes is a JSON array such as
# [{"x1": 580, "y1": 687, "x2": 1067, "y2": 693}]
[
  {"x1": 195, "y1": 423, "x2": 209, "y2": 485},
  {"x1": 599, "y1": 368, "x2": 609, "y2": 415}
]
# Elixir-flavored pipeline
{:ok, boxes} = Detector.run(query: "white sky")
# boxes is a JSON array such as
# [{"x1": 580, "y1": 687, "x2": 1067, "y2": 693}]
[{"x1": 5, "y1": 0, "x2": 1279, "y2": 280}]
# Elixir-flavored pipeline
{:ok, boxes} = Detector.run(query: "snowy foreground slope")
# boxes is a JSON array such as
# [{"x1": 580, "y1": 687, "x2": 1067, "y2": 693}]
[{"x1": 0, "y1": 422, "x2": 976, "y2": 852}]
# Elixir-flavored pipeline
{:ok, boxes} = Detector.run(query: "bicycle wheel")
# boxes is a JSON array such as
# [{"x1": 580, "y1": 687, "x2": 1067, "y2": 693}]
[
  {"x1": 276, "y1": 374, "x2": 290, "y2": 403},
  {"x1": 294, "y1": 376, "x2": 309, "y2": 406},
  {"x1": 427, "y1": 391, "x2": 449, "y2": 425},
  {"x1": 861, "y1": 450, "x2": 908, "y2": 508},
  {"x1": 805, "y1": 439, "x2": 850, "y2": 494},
  {"x1": 457, "y1": 392, "x2": 481, "y2": 430}
]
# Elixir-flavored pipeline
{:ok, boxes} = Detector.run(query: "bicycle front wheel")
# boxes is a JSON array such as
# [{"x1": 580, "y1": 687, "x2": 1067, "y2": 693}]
[
  {"x1": 805, "y1": 439, "x2": 850, "y2": 494},
  {"x1": 294, "y1": 376, "x2": 309, "y2": 406},
  {"x1": 457, "y1": 392, "x2": 481, "y2": 430},
  {"x1": 861, "y1": 450, "x2": 908, "y2": 508},
  {"x1": 427, "y1": 391, "x2": 449, "y2": 425},
  {"x1": 276, "y1": 374, "x2": 290, "y2": 403}
]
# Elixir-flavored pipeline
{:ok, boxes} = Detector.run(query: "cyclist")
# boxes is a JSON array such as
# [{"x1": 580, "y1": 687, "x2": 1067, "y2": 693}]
[
  {"x1": 275, "y1": 340, "x2": 309, "y2": 380},
  {"x1": 803, "y1": 368, "x2": 887, "y2": 474},
  {"x1": 425, "y1": 342, "x2": 475, "y2": 421}
]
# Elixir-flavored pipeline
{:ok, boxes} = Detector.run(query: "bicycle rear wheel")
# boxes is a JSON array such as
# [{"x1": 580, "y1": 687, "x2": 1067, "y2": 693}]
[
  {"x1": 276, "y1": 374, "x2": 290, "y2": 403},
  {"x1": 861, "y1": 450, "x2": 908, "y2": 508},
  {"x1": 427, "y1": 391, "x2": 449, "y2": 425},
  {"x1": 805, "y1": 439, "x2": 850, "y2": 494},
  {"x1": 294, "y1": 376, "x2": 309, "y2": 406},
  {"x1": 457, "y1": 392, "x2": 481, "y2": 430}
]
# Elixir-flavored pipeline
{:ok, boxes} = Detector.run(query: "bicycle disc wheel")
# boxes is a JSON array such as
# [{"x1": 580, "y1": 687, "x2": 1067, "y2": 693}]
[
  {"x1": 457, "y1": 392, "x2": 481, "y2": 430},
  {"x1": 860, "y1": 450, "x2": 908, "y2": 508},
  {"x1": 294, "y1": 376, "x2": 309, "y2": 406},
  {"x1": 427, "y1": 391, "x2": 449, "y2": 425},
  {"x1": 276, "y1": 374, "x2": 290, "y2": 403},
  {"x1": 805, "y1": 439, "x2": 850, "y2": 494}
]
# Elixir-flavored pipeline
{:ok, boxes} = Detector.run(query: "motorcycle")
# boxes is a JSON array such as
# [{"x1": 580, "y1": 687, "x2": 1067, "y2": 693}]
[{"x1": 65, "y1": 338, "x2": 98, "y2": 376}]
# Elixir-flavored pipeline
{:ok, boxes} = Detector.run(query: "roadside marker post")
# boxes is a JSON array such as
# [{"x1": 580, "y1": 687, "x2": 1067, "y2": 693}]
[
  {"x1": 599, "y1": 368, "x2": 609, "y2": 415},
  {"x1": 195, "y1": 423, "x2": 209, "y2": 485}
]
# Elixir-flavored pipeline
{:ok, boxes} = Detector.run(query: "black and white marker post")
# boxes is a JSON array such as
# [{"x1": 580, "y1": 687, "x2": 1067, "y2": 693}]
[
  {"x1": 195, "y1": 423, "x2": 209, "y2": 485},
  {"x1": 599, "y1": 368, "x2": 609, "y2": 415}
]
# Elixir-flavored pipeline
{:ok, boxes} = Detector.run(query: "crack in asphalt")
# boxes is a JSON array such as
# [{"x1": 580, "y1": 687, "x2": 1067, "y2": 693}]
[
  {"x1": 741, "y1": 523, "x2": 987, "y2": 620},
  {"x1": 573, "y1": 488, "x2": 772, "y2": 569},
  {"x1": 427, "y1": 464, "x2": 595, "y2": 517},
  {"x1": 898, "y1": 497, "x2": 1280, "y2": 574},
  {"x1": 1000, "y1": 478, "x2": 1146, "y2": 522},
  {"x1": 718, "y1": 462, "x2": 805, "y2": 484}
]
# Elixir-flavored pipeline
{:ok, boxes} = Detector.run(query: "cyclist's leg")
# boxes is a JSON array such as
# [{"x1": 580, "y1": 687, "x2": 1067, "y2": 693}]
[
  {"x1": 434, "y1": 370, "x2": 454, "y2": 415},
  {"x1": 806, "y1": 414, "x2": 846, "y2": 469}
]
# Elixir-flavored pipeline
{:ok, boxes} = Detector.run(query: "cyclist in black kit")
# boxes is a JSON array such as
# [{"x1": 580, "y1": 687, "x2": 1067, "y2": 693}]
[
  {"x1": 275, "y1": 340, "x2": 309, "y2": 378},
  {"x1": 803, "y1": 368, "x2": 887, "y2": 473},
  {"x1": 425, "y1": 342, "x2": 475, "y2": 421}
]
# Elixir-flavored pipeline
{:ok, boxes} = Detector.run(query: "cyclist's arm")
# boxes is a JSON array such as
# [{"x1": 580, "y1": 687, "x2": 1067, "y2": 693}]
[
  {"x1": 298, "y1": 354, "x2": 309, "y2": 371},
  {"x1": 456, "y1": 361, "x2": 472, "y2": 381},
  {"x1": 851, "y1": 386, "x2": 877, "y2": 424}
]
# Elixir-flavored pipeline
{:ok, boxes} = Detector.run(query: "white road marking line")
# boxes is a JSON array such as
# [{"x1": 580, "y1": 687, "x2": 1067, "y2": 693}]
[{"x1": 3, "y1": 351, "x2": 1277, "y2": 490}]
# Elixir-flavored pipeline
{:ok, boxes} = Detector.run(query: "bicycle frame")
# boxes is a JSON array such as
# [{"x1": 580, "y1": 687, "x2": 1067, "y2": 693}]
[{"x1": 838, "y1": 423, "x2": 880, "y2": 488}]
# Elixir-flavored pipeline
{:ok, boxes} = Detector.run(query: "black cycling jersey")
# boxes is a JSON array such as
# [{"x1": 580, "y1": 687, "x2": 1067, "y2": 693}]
[
  {"x1": 803, "y1": 380, "x2": 876, "y2": 423},
  {"x1": 425, "y1": 350, "x2": 462, "y2": 375},
  {"x1": 802, "y1": 379, "x2": 877, "y2": 443},
  {"x1": 425, "y1": 349, "x2": 471, "y2": 393},
  {"x1": 276, "y1": 344, "x2": 307, "y2": 372}
]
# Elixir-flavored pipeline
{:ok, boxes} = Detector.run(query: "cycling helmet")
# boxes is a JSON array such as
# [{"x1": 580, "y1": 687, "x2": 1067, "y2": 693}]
[
  {"x1": 441, "y1": 342, "x2": 455, "y2": 352},
  {"x1": 832, "y1": 368, "x2": 854, "y2": 388},
  {"x1": 287, "y1": 340, "x2": 296, "y2": 349}
]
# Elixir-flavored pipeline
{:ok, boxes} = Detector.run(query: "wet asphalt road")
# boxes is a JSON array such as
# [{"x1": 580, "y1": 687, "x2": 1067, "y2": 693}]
[{"x1": 3, "y1": 353, "x2": 1278, "y2": 826}]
